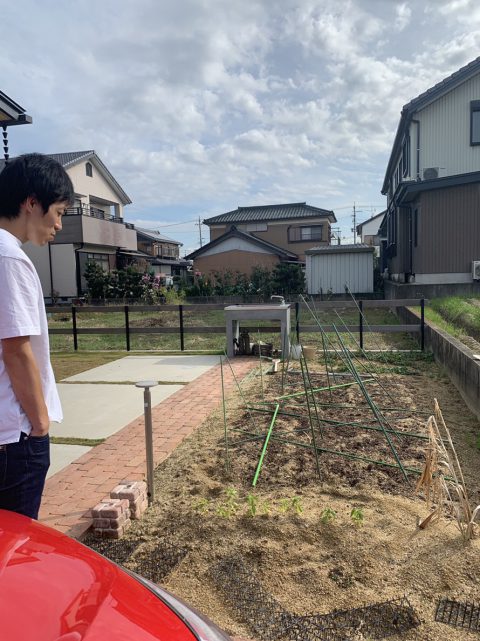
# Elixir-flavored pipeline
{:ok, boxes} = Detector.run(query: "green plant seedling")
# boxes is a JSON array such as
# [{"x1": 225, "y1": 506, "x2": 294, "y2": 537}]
[
  {"x1": 350, "y1": 507, "x2": 364, "y2": 526},
  {"x1": 278, "y1": 496, "x2": 303, "y2": 515},
  {"x1": 320, "y1": 507, "x2": 337, "y2": 524},
  {"x1": 216, "y1": 486, "x2": 240, "y2": 518},
  {"x1": 246, "y1": 493, "x2": 258, "y2": 517},
  {"x1": 193, "y1": 498, "x2": 210, "y2": 514},
  {"x1": 291, "y1": 496, "x2": 303, "y2": 515}
]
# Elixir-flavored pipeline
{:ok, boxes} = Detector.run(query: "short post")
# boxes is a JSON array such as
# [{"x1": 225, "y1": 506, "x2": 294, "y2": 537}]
[
  {"x1": 295, "y1": 302, "x2": 300, "y2": 343},
  {"x1": 179, "y1": 304, "x2": 184, "y2": 351},
  {"x1": 359, "y1": 300, "x2": 364, "y2": 351},
  {"x1": 72, "y1": 305, "x2": 78, "y2": 351},
  {"x1": 420, "y1": 298, "x2": 425, "y2": 351},
  {"x1": 124, "y1": 305, "x2": 130, "y2": 352},
  {"x1": 135, "y1": 380, "x2": 158, "y2": 506}
]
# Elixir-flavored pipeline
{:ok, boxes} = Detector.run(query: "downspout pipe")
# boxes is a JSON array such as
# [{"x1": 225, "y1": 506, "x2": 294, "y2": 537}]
[
  {"x1": 411, "y1": 118, "x2": 420, "y2": 180},
  {"x1": 74, "y1": 243, "x2": 85, "y2": 297}
]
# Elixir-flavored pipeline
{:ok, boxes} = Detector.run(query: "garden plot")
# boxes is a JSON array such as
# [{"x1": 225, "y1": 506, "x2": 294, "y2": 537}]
[{"x1": 85, "y1": 351, "x2": 480, "y2": 641}]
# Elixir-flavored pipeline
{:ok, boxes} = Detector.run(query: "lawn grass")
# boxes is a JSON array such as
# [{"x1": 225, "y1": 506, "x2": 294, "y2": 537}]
[
  {"x1": 48, "y1": 305, "x2": 419, "y2": 355},
  {"x1": 428, "y1": 296, "x2": 480, "y2": 341}
]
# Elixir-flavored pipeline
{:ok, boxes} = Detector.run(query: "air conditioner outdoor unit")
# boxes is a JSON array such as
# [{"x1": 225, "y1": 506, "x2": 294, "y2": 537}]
[
  {"x1": 423, "y1": 167, "x2": 440, "y2": 180},
  {"x1": 472, "y1": 261, "x2": 480, "y2": 280}
]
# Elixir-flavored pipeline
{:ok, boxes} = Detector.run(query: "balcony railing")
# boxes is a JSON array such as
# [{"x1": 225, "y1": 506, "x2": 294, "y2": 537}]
[{"x1": 66, "y1": 205, "x2": 133, "y2": 227}]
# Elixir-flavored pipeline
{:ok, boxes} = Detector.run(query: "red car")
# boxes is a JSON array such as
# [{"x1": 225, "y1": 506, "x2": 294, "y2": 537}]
[{"x1": 0, "y1": 509, "x2": 231, "y2": 641}]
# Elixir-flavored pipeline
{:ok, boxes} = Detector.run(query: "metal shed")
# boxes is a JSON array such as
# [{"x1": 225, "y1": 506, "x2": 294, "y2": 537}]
[{"x1": 306, "y1": 244, "x2": 375, "y2": 295}]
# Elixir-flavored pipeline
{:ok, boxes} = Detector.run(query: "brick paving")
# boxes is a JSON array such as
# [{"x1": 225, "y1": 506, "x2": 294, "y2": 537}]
[{"x1": 40, "y1": 357, "x2": 257, "y2": 539}]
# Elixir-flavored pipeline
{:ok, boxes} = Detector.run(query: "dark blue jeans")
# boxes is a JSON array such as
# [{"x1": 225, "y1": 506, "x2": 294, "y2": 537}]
[{"x1": 0, "y1": 432, "x2": 50, "y2": 519}]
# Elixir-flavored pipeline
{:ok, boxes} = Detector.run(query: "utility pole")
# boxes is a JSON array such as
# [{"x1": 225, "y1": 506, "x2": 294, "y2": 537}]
[
  {"x1": 352, "y1": 202, "x2": 357, "y2": 244},
  {"x1": 196, "y1": 216, "x2": 203, "y2": 247}
]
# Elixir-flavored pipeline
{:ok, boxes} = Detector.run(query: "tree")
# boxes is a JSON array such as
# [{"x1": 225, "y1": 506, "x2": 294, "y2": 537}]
[{"x1": 272, "y1": 263, "x2": 305, "y2": 297}]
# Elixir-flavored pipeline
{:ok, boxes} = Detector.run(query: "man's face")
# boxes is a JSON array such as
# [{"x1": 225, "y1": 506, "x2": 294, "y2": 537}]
[{"x1": 27, "y1": 199, "x2": 69, "y2": 246}]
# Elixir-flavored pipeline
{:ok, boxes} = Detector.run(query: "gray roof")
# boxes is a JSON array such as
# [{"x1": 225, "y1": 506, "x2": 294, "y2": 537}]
[
  {"x1": 382, "y1": 56, "x2": 480, "y2": 193},
  {"x1": 204, "y1": 202, "x2": 336, "y2": 225},
  {"x1": 0, "y1": 150, "x2": 131, "y2": 204},
  {"x1": 186, "y1": 225, "x2": 298, "y2": 260},
  {"x1": 306, "y1": 243, "x2": 374, "y2": 255},
  {"x1": 136, "y1": 227, "x2": 182, "y2": 246}
]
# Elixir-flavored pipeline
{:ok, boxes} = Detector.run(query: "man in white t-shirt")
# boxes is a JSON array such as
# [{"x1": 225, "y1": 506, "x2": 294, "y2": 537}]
[{"x1": 0, "y1": 153, "x2": 74, "y2": 519}]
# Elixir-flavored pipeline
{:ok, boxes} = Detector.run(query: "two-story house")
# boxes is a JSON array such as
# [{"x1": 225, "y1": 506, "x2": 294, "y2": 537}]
[
  {"x1": 135, "y1": 227, "x2": 189, "y2": 283},
  {"x1": 3, "y1": 150, "x2": 136, "y2": 301},
  {"x1": 381, "y1": 56, "x2": 480, "y2": 295},
  {"x1": 186, "y1": 202, "x2": 336, "y2": 278},
  {"x1": 356, "y1": 210, "x2": 386, "y2": 256}
]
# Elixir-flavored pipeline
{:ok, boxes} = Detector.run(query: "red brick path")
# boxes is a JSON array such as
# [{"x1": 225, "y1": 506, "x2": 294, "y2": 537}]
[{"x1": 40, "y1": 357, "x2": 257, "y2": 539}]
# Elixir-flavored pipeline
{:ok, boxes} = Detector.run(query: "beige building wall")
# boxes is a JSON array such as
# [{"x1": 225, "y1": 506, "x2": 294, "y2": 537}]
[
  {"x1": 194, "y1": 250, "x2": 280, "y2": 277},
  {"x1": 67, "y1": 160, "x2": 125, "y2": 217},
  {"x1": 208, "y1": 218, "x2": 330, "y2": 261}
]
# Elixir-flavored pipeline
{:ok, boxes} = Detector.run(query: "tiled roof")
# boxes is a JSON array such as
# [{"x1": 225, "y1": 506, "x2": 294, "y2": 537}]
[
  {"x1": 47, "y1": 151, "x2": 94, "y2": 167},
  {"x1": 186, "y1": 225, "x2": 298, "y2": 260},
  {"x1": 204, "y1": 202, "x2": 336, "y2": 224},
  {"x1": 136, "y1": 227, "x2": 182, "y2": 246},
  {"x1": 0, "y1": 150, "x2": 131, "y2": 204}
]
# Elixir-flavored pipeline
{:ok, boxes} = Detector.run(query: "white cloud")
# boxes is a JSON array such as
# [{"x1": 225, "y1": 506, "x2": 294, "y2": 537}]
[
  {"x1": 3, "y1": 0, "x2": 480, "y2": 248},
  {"x1": 394, "y1": 3, "x2": 412, "y2": 31}
]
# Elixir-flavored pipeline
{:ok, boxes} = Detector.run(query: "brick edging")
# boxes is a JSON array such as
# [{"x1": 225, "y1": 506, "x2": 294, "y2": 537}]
[{"x1": 40, "y1": 357, "x2": 257, "y2": 538}]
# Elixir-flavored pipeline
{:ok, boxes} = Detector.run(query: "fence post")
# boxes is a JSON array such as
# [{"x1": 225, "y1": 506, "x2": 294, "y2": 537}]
[
  {"x1": 420, "y1": 298, "x2": 425, "y2": 351},
  {"x1": 124, "y1": 305, "x2": 130, "y2": 351},
  {"x1": 72, "y1": 305, "x2": 78, "y2": 351},
  {"x1": 295, "y1": 302, "x2": 300, "y2": 343},
  {"x1": 179, "y1": 304, "x2": 184, "y2": 351},
  {"x1": 359, "y1": 300, "x2": 364, "y2": 350}
]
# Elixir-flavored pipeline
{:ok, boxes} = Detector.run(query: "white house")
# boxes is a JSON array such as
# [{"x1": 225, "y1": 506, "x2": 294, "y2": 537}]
[
  {"x1": 356, "y1": 211, "x2": 386, "y2": 255},
  {"x1": 12, "y1": 151, "x2": 136, "y2": 301},
  {"x1": 381, "y1": 56, "x2": 480, "y2": 293}
]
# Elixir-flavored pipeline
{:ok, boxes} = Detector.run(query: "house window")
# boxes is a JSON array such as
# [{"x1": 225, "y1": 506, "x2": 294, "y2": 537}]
[
  {"x1": 246, "y1": 223, "x2": 268, "y2": 232},
  {"x1": 471, "y1": 100, "x2": 480, "y2": 145},
  {"x1": 86, "y1": 162, "x2": 93, "y2": 177},
  {"x1": 86, "y1": 252, "x2": 110, "y2": 271},
  {"x1": 288, "y1": 225, "x2": 323, "y2": 242}
]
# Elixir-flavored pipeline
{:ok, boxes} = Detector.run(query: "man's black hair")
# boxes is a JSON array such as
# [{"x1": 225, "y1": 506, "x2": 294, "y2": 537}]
[{"x1": 0, "y1": 153, "x2": 74, "y2": 219}]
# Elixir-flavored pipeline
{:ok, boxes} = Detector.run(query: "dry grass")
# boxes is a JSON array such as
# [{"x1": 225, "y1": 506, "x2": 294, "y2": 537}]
[{"x1": 416, "y1": 399, "x2": 480, "y2": 541}]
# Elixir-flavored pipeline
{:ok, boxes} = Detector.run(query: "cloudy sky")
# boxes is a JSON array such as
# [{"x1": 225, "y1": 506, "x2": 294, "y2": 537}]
[{"x1": 2, "y1": 0, "x2": 480, "y2": 254}]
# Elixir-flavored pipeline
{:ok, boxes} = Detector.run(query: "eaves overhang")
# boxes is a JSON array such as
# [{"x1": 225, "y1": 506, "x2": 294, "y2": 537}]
[{"x1": 396, "y1": 170, "x2": 480, "y2": 205}]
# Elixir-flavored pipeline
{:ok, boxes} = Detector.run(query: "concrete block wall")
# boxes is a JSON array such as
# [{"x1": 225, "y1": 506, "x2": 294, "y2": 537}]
[{"x1": 398, "y1": 306, "x2": 480, "y2": 420}]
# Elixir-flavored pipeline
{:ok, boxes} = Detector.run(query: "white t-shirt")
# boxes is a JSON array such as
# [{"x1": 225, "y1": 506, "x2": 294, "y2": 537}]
[{"x1": 0, "y1": 228, "x2": 62, "y2": 445}]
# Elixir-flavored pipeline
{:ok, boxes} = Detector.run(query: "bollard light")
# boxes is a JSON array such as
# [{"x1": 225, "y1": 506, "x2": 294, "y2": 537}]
[{"x1": 135, "y1": 380, "x2": 158, "y2": 505}]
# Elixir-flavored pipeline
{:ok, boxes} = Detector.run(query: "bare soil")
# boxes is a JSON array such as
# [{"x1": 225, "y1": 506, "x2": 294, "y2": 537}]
[{"x1": 110, "y1": 355, "x2": 480, "y2": 641}]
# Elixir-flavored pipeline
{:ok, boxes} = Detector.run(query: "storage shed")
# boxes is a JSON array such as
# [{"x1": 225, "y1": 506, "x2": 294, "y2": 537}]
[{"x1": 306, "y1": 244, "x2": 375, "y2": 295}]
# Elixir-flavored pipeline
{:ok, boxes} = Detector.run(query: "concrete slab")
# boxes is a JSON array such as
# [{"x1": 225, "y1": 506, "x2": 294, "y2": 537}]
[
  {"x1": 63, "y1": 355, "x2": 223, "y2": 384},
  {"x1": 51, "y1": 383, "x2": 183, "y2": 439},
  {"x1": 49, "y1": 444, "x2": 91, "y2": 478}
]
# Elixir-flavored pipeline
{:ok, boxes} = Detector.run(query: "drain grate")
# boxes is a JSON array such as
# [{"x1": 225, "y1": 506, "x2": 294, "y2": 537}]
[
  {"x1": 133, "y1": 541, "x2": 189, "y2": 583},
  {"x1": 435, "y1": 598, "x2": 480, "y2": 632},
  {"x1": 301, "y1": 596, "x2": 420, "y2": 640},
  {"x1": 211, "y1": 555, "x2": 419, "y2": 640},
  {"x1": 82, "y1": 535, "x2": 143, "y2": 565}
]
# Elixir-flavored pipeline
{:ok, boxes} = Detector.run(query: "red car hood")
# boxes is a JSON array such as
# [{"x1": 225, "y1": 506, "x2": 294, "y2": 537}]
[{"x1": 0, "y1": 510, "x2": 197, "y2": 641}]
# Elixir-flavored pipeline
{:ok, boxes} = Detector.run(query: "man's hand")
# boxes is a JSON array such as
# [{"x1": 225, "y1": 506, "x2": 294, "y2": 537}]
[{"x1": 2, "y1": 336, "x2": 50, "y2": 436}]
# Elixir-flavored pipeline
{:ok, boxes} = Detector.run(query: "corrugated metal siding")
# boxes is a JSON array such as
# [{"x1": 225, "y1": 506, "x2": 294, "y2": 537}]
[
  {"x1": 418, "y1": 74, "x2": 480, "y2": 176},
  {"x1": 307, "y1": 252, "x2": 373, "y2": 294},
  {"x1": 413, "y1": 183, "x2": 480, "y2": 273}
]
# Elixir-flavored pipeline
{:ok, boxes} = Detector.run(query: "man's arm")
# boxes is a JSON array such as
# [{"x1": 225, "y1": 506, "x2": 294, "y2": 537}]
[{"x1": 2, "y1": 336, "x2": 50, "y2": 436}]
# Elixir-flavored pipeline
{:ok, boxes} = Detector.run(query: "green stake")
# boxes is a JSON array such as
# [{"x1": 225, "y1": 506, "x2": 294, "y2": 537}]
[{"x1": 252, "y1": 403, "x2": 280, "y2": 487}]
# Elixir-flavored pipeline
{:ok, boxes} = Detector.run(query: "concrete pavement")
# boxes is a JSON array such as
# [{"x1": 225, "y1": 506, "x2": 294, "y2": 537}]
[{"x1": 49, "y1": 355, "x2": 224, "y2": 477}]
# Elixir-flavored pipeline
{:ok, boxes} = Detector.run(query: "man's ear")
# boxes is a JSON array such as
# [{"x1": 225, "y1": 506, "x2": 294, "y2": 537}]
[{"x1": 22, "y1": 196, "x2": 39, "y2": 214}]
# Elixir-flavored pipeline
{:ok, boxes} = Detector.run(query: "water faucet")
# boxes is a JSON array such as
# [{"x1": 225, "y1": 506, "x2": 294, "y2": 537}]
[{"x1": 270, "y1": 295, "x2": 285, "y2": 305}]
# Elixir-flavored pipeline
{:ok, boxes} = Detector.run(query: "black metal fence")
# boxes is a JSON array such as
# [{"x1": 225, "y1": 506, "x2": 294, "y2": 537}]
[{"x1": 47, "y1": 298, "x2": 426, "y2": 352}]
